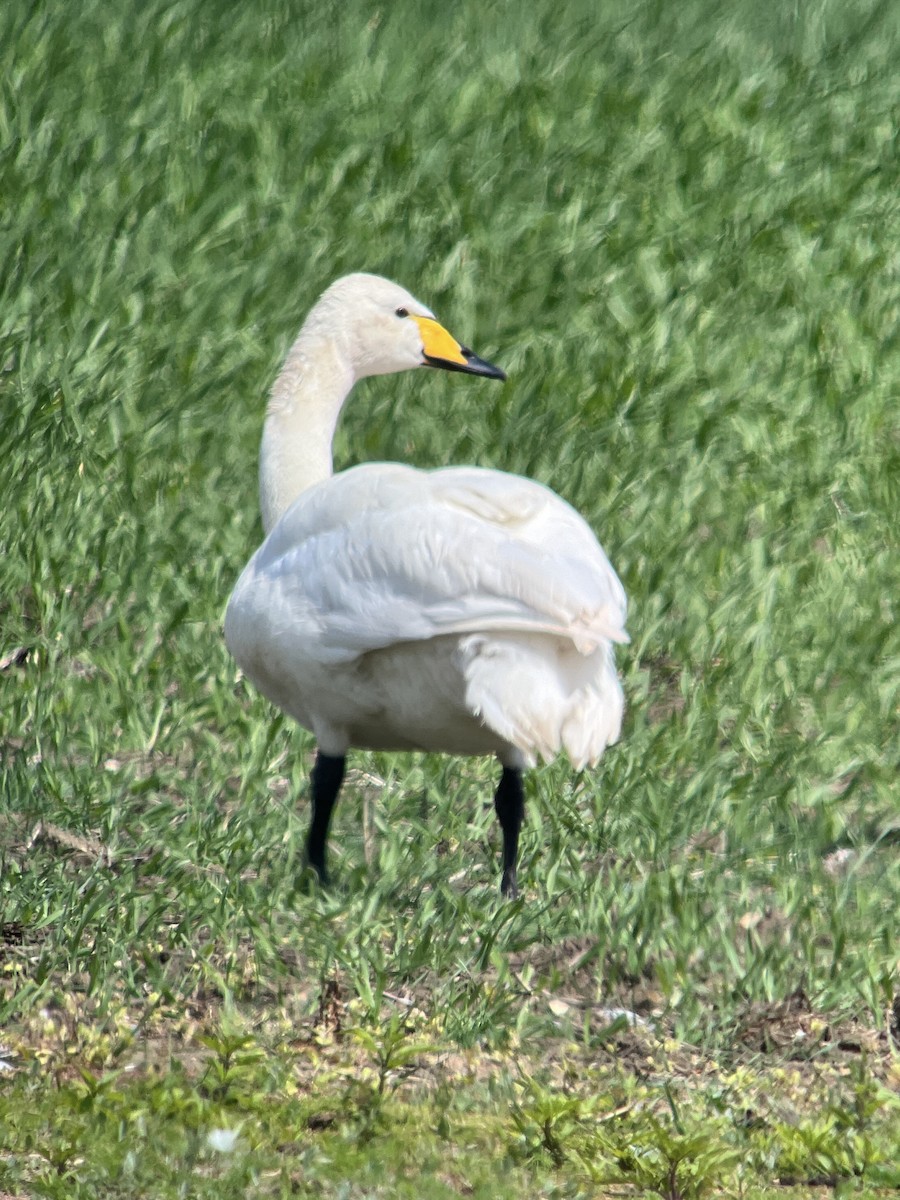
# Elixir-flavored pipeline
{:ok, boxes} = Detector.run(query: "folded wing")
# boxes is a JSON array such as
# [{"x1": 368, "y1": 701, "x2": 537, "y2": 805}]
[{"x1": 229, "y1": 463, "x2": 628, "y2": 667}]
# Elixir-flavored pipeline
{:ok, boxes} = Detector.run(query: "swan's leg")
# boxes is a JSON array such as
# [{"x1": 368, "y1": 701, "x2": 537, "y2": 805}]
[
  {"x1": 494, "y1": 766, "x2": 524, "y2": 898},
  {"x1": 306, "y1": 752, "x2": 346, "y2": 883}
]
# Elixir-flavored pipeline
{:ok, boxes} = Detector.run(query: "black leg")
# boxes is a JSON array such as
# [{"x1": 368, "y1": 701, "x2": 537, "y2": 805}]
[
  {"x1": 307, "y1": 752, "x2": 346, "y2": 884},
  {"x1": 494, "y1": 766, "x2": 525, "y2": 898}
]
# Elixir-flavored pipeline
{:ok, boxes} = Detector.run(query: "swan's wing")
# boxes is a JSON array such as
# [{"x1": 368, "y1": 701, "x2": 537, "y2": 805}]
[{"x1": 229, "y1": 464, "x2": 627, "y2": 666}]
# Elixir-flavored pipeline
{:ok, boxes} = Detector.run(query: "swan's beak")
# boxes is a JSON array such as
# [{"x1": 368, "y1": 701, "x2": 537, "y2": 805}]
[{"x1": 414, "y1": 315, "x2": 506, "y2": 381}]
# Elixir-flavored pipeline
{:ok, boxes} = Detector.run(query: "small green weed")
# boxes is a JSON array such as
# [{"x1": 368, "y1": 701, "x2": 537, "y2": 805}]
[
  {"x1": 598, "y1": 1116, "x2": 742, "y2": 1200},
  {"x1": 510, "y1": 1068, "x2": 608, "y2": 1166},
  {"x1": 346, "y1": 1015, "x2": 440, "y2": 1132}
]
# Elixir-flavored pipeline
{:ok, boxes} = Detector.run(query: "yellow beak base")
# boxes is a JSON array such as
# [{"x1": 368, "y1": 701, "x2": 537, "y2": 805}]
[
  {"x1": 414, "y1": 315, "x2": 469, "y2": 366},
  {"x1": 413, "y1": 315, "x2": 506, "y2": 380}
]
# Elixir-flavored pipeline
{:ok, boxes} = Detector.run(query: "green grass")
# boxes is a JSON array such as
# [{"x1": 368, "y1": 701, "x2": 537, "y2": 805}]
[{"x1": 1, "y1": 0, "x2": 899, "y2": 1194}]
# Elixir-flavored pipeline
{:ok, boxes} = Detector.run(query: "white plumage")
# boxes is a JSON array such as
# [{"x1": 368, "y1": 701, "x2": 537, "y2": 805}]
[{"x1": 224, "y1": 273, "x2": 627, "y2": 895}]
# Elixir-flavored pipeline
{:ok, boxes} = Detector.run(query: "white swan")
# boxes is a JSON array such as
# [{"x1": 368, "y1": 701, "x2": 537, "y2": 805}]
[{"x1": 224, "y1": 273, "x2": 627, "y2": 896}]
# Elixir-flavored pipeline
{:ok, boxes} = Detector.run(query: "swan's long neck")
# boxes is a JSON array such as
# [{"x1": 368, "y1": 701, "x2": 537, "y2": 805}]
[{"x1": 259, "y1": 327, "x2": 354, "y2": 534}]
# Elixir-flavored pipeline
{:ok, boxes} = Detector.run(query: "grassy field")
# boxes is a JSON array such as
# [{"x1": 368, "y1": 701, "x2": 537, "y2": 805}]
[{"x1": 2, "y1": 0, "x2": 899, "y2": 1194}]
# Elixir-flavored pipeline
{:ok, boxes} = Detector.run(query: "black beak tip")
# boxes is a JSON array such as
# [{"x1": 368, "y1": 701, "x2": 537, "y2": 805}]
[
  {"x1": 422, "y1": 347, "x2": 507, "y2": 381},
  {"x1": 461, "y1": 348, "x2": 507, "y2": 381}
]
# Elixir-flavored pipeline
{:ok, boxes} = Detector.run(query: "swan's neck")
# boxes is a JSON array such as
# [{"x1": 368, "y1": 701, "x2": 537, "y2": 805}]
[{"x1": 259, "y1": 330, "x2": 354, "y2": 534}]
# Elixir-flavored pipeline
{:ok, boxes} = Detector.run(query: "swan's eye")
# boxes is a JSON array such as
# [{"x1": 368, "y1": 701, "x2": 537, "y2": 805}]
[{"x1": 395, "y1": 307, "x2": 409, "y2": 318}]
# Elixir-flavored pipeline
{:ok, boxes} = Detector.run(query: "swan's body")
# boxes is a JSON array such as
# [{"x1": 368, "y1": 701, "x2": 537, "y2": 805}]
[{"x1": 225, "y1": 273, "x2": 627, "y2": 895}]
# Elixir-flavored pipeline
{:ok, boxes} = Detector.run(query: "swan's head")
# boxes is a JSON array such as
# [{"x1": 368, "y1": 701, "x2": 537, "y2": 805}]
[{"x1": 314, "y1": 273, "x2": 506, "y2": 383}]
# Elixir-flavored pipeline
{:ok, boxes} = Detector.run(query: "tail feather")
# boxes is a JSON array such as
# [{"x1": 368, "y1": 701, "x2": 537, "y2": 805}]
[{"x1": 457, "y1": 633, "x2": 624, "y2": 769}]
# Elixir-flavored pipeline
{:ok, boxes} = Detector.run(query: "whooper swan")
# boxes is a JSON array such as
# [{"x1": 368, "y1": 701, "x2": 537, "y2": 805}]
[{"x1": 224, "y1": 273, "x2": 627, "y2": 897}]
